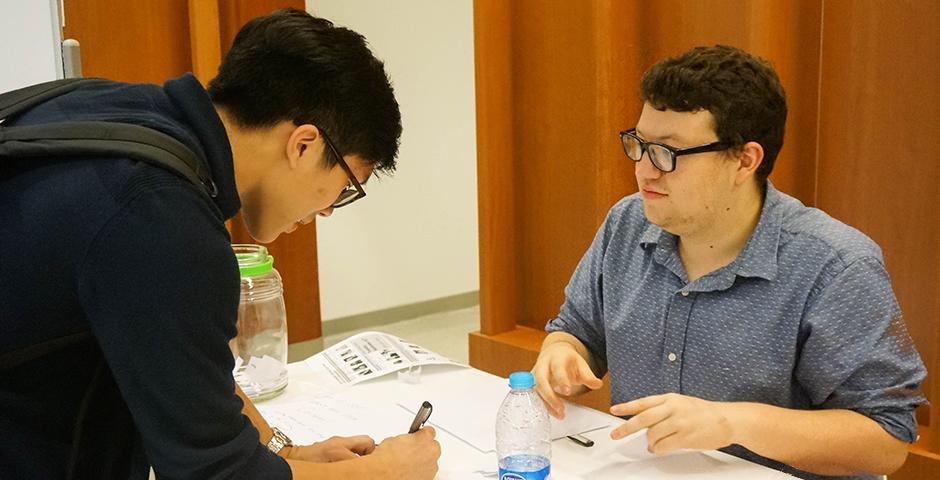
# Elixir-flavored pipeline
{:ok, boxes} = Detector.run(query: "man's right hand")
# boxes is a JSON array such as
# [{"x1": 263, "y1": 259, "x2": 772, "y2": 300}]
[
  {"x1": 533, "y1": 339, "x2": 603, "y2": 419},
  {"x1": 371, "y1": 427, "x2": 441, "y2": 480}
]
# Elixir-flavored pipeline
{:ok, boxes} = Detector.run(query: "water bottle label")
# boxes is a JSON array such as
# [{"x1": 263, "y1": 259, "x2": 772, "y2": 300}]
[{"x1": 498, "y1": 465, "x2": 550, "y2": 480}]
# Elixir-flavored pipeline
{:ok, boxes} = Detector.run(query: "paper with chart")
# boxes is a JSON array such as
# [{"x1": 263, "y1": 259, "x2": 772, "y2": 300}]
[{"x1": 304, "y1": 331, "x2": 465, "y2": 388}]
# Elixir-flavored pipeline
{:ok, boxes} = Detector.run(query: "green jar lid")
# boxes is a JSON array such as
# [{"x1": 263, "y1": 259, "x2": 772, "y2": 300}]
[
  {"x1": 238, "y1": 254, "x2": 274, "y2": 277},
  {"x1": 233, "y1": 244, "x2": 275, "y2": 277}
]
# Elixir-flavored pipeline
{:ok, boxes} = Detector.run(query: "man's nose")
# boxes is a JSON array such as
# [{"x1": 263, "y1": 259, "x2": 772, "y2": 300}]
[
  {"x1": 635, "y1": 152, "x2": 664, "y2": 180},
  {"x1": 318, "y1": 207, "x2": 334, "y2": 218}
]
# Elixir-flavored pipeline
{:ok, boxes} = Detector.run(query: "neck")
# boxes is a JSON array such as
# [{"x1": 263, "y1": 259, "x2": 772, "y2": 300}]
[
  {"x1": 678, "y1": 183, "x2": 765, "y2": 282},
  {"x1": 215, "y1": 106, "x2": 271, "y2": 203}
]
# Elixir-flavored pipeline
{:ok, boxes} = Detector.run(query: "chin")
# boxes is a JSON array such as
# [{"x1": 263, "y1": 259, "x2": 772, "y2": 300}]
[
  {"x1": 642, "y1": 203, "x2": 664, "y2": 225},
  {"x1": 246, "y1": 227, "x2": 279, "y2": 245},
  {"x1": 642, "y1": 207, "x2": 678, "y2": 234}
]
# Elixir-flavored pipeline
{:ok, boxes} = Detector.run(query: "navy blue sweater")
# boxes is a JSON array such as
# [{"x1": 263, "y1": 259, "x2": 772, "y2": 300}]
[{"x1": 0, "y1": 74, "x2": 290, "y2": 479}]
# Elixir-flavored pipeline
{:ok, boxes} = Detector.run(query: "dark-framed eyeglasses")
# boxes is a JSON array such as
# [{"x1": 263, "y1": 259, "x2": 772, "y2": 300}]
[
  {"x1": 321, "y1": 130, "x2": 366, "y2": 208},
  {"x1": 619, "y1": 128, "x2": 733, "y2": 173}
]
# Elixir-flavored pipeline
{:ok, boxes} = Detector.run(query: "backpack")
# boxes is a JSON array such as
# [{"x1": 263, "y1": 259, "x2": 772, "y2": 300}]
[
  {"x1": 0, "y1": 78, "x2": 219, "y2": 368},
  {"x1": 0, "y1": 78, "x2": 223, "y2": 477}
]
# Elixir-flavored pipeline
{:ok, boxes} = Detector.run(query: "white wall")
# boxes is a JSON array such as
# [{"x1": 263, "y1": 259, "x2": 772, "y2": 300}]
[
  {"x1": 306, "y1": 0, "x2": 479, "y2": 321},
  {"x1": 0, "y1": 0, "x2": 63, "y2": 93}
]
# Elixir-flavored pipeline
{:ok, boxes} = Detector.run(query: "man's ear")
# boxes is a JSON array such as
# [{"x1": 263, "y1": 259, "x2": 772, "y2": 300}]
[
  {"x1": 285, "y1": 123, "x2": 322, "y2": 170},
  {"x1": 734, "y1": 141, "x2": 764, "y2": 186}
]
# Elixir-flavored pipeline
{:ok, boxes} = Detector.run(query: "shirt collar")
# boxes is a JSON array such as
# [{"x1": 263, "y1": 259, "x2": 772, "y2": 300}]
[
  {"x1": 637, "y1": 182, "x2": 783, "y2": 286},
  {"x1": 731, "y1": 182, "x2": 782, "y2": 281},
  {"x1": 162, "y1": 73, "x2": 241, "y2": 220}
]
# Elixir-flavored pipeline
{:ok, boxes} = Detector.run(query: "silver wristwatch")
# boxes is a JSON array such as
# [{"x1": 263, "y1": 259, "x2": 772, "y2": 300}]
[{"x1": 266, "y1": 427, "x2": 292, "y2": 455}]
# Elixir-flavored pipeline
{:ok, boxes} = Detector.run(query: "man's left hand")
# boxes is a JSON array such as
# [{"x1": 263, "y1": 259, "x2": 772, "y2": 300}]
[{"x1": 609, "y1": 393, "x2": 735, "y2": 455}]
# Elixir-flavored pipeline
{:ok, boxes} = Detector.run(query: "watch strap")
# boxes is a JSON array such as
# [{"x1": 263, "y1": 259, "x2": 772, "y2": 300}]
[{"x1": 266, "y1": 427, "x2": 292, "y2": 455}]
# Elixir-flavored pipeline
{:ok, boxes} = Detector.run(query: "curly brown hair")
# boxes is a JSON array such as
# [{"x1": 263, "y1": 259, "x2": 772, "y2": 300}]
[{"x1": 640, "y1": 45, "x2": 787, "y2": 186}]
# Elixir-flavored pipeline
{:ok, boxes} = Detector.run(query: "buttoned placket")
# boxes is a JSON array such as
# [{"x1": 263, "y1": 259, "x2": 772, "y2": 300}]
[{"x1": 663, "y1": 285, "x2": 695, "y2": 392}]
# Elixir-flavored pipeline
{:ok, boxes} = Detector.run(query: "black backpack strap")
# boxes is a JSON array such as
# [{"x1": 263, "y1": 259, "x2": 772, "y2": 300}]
[
  {"x1": 0, "y1": 78, "x2": 218, "y2": 199},
  {"x1": 0, "y1": 121, "x2": 218, "y2": 197},
  {"x1": 0, "y1": 78, "x2": 106, "y2": 123}
]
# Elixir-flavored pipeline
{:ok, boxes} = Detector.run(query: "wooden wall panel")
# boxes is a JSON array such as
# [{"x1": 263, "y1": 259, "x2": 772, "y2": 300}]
[
  {"x1": 188, "y1": 0, "x2": 222, "y2": 84},
  {"x1": 510, "y1": 0, "x2": 608, "y2": 331},
  {"x1": 815, "y1": 0, "x2": 940, "y2": 435},
  {"x1": 591, "y1": 1, "x2": 642, "y2": 221},
  {"x1": 475, "y1": 0, "x2": 518, "y2": 335},
  {"x1": 63, "y1": 0, "x2": 192, "y2": 83}
]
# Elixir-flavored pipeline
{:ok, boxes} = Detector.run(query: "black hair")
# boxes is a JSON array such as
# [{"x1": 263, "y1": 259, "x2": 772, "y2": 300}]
[
  {"x1": 208, "y1": 8, "x2": 401, "y2": 172},
  {"x1": 640, "y1": 45, "x2": 787, "y2": 185}
]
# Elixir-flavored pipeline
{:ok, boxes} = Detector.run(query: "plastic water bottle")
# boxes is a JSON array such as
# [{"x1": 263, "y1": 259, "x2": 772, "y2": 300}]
[{"x1": 496, "y1": 371, "x2": 551, "y2": 480}]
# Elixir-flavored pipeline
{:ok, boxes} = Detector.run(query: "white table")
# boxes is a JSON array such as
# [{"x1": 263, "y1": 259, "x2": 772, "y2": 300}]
[{"x1": 260, "y1": 361, "x2": 794, "y2": 479}]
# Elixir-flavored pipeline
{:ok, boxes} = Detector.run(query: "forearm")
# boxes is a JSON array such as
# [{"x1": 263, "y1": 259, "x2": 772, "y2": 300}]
[
  {"x1": 236, "y1": 385, "x2": 284, "y2": 455},
  {"x1": 724, "y1": 402, "x2": 909, "y2": 476},
  {"x1": 287, "y1": 455, "x2": 380, "y2": 478}
]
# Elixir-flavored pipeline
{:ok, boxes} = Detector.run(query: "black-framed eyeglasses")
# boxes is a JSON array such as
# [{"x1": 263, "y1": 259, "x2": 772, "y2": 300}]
[
  {"x1": 619, "y1": 128, "x2": 733, "y2": 173},
  {"x1": 321, "y1": 130, "x2": 366, "y2": 208}
]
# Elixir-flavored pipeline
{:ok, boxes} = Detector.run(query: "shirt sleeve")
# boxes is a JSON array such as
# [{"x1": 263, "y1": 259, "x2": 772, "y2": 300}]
[
  {"x1": 77, "y1": 183, "x2": 291, "y2": 479},
  {"x1": 545, "y1": 202, "x2": 624, "y2": 370},
  {"x1": 794, "y1": 256, "x2": 928, "y2": 442}
]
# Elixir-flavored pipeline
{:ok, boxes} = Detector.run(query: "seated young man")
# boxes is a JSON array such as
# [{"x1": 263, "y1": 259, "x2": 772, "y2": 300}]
[{"x1": 532, "y1": 45, "x2": 926, "y2": 480}]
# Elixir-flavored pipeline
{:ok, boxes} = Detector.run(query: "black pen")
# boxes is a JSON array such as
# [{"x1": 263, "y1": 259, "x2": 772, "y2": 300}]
[
  {"x1": 408, "y1": 401, "x2": 433, "y2": 433},
  {"x1": 567, "y1": 433, "x2": 594, "y2": 447}
]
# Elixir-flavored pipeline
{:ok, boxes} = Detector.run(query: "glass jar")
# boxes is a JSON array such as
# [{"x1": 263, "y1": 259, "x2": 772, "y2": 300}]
[{"x1": 230, "y1": 244, "x2": 288, "y2": 401}]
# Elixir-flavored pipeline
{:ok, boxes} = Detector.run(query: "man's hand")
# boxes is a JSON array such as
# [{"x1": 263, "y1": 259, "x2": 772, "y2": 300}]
[
  {"x1": 284, "y1": 435, "x2": 376, "y2": 462},
  {"x1": 609, "y1": 393, "x2": 734, "y2": 455},
  {"x1": 369, "y1": 427, "x2": 441, "y2": 480},
  {"x1": 533, "y1": 340, "x2": 603, "y2": 419}
]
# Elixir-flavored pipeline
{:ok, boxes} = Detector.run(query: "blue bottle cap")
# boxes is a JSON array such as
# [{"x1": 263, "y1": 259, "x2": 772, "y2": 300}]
[{"x1": 508, "y1": 371, "x2": 535, "y2": 389}]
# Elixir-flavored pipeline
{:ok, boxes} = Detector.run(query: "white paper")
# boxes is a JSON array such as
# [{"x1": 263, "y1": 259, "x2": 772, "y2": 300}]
[
  {"x1": 589, "y1": 427, "x2": 698, "y2": 461},
  {"x1": 551, "y1": 402, "x2": 612, "y2": 440},
  {"x1": 246, "y1": 355, "x2": 284, "y2": 384},
  {"x1": 393, "y1": 368, "x2": 611, "y2": 453},
  {"x1": 258, "y1": 387, "x2": 499, "y2": 480},
  {"x1": 303, "y1": 332, "x2": 464, "y2": 387},
  {"x1": 257, "y1": 392, "x2": 416, "y2": 445}
]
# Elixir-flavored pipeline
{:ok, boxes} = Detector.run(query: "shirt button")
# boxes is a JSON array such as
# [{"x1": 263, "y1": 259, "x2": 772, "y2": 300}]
[
  {"x1": 667, "y1": 353, "x2": 678, "y2": 362},
  {"x1": 680, "y1": 290, "x2": 689, "y2": 296}
]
